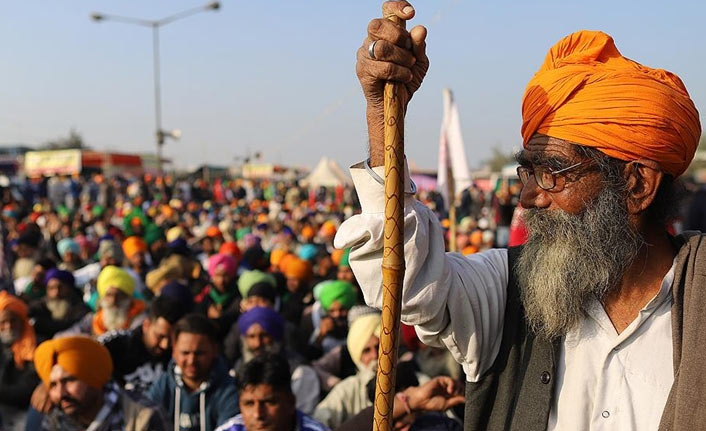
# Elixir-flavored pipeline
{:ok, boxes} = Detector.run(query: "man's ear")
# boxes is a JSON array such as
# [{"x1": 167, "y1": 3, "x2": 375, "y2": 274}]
[{"x1": 625, "y1": 161, "x2": 663, "y2": 215}]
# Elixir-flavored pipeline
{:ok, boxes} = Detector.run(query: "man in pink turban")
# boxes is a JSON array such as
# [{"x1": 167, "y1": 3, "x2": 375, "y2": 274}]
[{"x1": 195, "y1": 253, "x2": 240, "y2": 340}]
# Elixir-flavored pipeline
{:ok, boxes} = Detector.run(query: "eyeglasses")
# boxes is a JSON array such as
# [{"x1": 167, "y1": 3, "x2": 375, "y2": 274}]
[{"x1": 516, "y1": 161, "x2": 584, "y2": 191}]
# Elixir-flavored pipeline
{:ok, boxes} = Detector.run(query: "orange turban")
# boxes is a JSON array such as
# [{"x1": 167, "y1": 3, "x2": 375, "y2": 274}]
[
  {"x1": 283, "y1": 258, "x2": 312, "y2": 281},
  {"x1": 301, "y1": 226, "x2": 315, "y2": 240},
  {"x1": 331, "y1": 248, "x2": 345, "y2": 266},
  {"x1": 269, "y1": 248, "x2": 288, "y2": 269},
  {"x1": 522, "y1": 30, "x2": 701, "y2": 177},
  {"x1": 0, "y1": 291, "x2": 35, "y2": 369},
  {"x1": 34, "y1": 336, "x2": 113, "y2": 389},
  {"x1": 278, "y1": 253, "x2": 296, "y2": 273},
  {"x1": 122, "y1": 236, "x2": 147, "y2": 259}
]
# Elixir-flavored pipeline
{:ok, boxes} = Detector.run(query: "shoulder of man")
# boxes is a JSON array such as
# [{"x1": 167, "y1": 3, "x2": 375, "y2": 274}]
[
  {"x1": 298, "y1": 410, "x2": 331, "y2": 431},
  {"x1": 98, "y1": 328, "x2": 134, "y2": 347},
  {"x1": 213, "y1": 414, "x2": 245, "y2": 431},
  {"x1": 119, "y1": 390, "x2": 169, "y2": 431}
]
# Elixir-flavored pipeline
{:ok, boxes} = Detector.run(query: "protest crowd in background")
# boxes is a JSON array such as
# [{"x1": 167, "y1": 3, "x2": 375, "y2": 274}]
[{"x1": 0, "y1": 171, "x2": 489, "y2": 431}]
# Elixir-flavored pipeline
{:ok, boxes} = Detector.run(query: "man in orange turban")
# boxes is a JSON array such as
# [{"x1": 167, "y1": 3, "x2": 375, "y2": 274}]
[
  {"x1": 344, "y1": 2, "x2": 705, "y2": 430},
  {"x1": 0, "y1": 291, "x2": 40, "y2": 420},
  {"x1": 34, "y1": 336, "x2": 167, "y2": 430},
  {"x1": 122, "y1": 236, "x2": 150, "y2": 283}
]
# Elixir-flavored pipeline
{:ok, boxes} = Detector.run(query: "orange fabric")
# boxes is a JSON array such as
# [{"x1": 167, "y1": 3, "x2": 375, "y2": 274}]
[
  {"x1": 34, "y1": 336, "x2": 113, "y2": 389},
  {"x1": 522, "y1": 30, "x2": 701, "y2": 177},
  {"x1": 206, "y1": 226, "x2": 222, "y2": 238},
  {"x1": 331, "y1": 249, "x2": 345, "y2": 266},
  {"x1": 0, "y1": 291, "x2": 36, "y2": 369},
  {"x1": 301, "y1": 226, "x2": 315, "y2": 240},
  {"x1": 319, "y1": 221, "x2": 337, "y2": 237},
  {"x1": 269, "y1": 248, "x2": 288, "y2": 269},
  {"x1": 219, "y1": 241, "x2": 242, "y2": 260},
  {"x1": 283, "y1": 258, "x2": 312, "y2": 281},
  {"x1": 278, "y1": 253, "x2": 297, "y2": 273},
  {"x1": 122, "y1": 236, "x2": 147, "y2": 259},
  {"x1": 92, "y1": 299, "x2": 146, "y2": 336}
]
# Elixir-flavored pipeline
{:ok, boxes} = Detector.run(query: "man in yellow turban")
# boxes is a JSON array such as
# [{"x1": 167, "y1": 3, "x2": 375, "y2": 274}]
[
  {"x1": 33, "y1": 336, "x2": 167, "y2": 430},
  {"x1": 313, "y1": 312, "x2": 381, "y2": 428},
  {"x1": 92, "y1": 266, "x2": 146, "y2": 336},
  {"x1": 340, "y1": 2, "x2": 706, "y2": 430},
  {"x1": 63, "y1": 266, "x2": 146, "y2": 336}
]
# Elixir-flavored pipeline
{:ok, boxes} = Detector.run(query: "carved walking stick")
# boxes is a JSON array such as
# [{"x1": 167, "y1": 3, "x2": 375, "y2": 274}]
[{"x1": 372, "y1": 10, "x2": 406, "y2": 431}]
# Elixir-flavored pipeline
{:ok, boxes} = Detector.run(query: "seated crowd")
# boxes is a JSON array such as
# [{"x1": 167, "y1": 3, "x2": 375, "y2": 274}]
[{"x1": 0, "y1": 178, "x2": 465, "y2": 431}]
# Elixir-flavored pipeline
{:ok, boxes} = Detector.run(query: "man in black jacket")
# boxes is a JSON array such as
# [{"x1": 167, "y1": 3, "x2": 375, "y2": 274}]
[{"x1": 99, "y1": 295, "x2": 187, "y2": 394}]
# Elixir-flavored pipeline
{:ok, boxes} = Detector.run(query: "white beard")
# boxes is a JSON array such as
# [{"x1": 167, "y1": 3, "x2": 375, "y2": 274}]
[
  {"x1": 46, "y1": 298, "x2": 71, "y2": 320},
  {"x1": 101, "y1": 298, "x2": 131, "y2": 331}
]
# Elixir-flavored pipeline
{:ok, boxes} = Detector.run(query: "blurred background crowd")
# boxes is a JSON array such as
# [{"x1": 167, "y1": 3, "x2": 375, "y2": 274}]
[{"x1": 1, "y1": 161, "x2": 705, "y2": 430}]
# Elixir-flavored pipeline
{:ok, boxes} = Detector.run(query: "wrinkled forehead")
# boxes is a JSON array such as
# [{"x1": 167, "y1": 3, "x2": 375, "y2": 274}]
[{"x1": 517, "y1": 134, "x2": 583, "y2": 167}]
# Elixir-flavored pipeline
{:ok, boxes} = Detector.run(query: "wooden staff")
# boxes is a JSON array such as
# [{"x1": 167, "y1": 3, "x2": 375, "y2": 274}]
[{"x1": 373, "y1": 11, "x2": 406, "y2": 431}]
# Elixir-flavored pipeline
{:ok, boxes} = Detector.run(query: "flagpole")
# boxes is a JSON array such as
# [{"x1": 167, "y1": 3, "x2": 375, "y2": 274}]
[{"x1": 447, "y1": 163, "x2": 457, "y2": 252}]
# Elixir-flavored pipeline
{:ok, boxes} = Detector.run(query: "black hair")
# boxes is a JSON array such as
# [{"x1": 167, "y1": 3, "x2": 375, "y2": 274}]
[
  {"x1": 236, "y1": 353, "x2": 292, "y2": 394},
  {"x1": 36, "y1": 257, "x2": 57, "y2": 270},
  {"x1": 575, "y1": 145, "x2": 683, "y2": 225},
  {"x1": 149, "y1": 295, "x2": 188, "y2": 325},
  {"x1": 173, "y1": 313, "x2": 218, "y2": 343},
  {"x1": 246, "y1": 282, "x2": 277, "y2": 303}
]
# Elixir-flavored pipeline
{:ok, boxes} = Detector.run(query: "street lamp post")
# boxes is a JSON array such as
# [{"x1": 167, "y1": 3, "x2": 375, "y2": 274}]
[{"x1": 91, "y1": 2, "x2": 220, "y2": 176}]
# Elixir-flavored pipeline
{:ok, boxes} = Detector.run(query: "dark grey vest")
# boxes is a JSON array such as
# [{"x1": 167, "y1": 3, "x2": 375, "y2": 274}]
[
  {"x1": 463, "y1": 235, "x2": 706, "y2": 431},
  {"x1": 463, "y1": 246, "x2": 559, "y2": 431}
]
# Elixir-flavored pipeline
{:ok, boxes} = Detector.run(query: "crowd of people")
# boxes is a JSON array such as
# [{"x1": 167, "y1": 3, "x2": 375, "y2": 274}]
[
  {"x1": 0, "y1": 162, "x2": 474, "y2": 430},
  {"x1": 4, "y1": 1, "x2": 706, "y2": 430}
]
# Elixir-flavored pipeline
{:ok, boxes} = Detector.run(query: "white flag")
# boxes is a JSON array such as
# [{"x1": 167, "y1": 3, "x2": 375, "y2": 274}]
[{"x1": 437, "y1": 88, "x2": 472, "y2": 209}]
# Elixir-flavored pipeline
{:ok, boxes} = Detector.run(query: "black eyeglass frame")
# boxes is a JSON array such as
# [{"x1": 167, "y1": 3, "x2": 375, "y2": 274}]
[{"x1": 516, "y1": 161, "x2": 585, "y2": 191}]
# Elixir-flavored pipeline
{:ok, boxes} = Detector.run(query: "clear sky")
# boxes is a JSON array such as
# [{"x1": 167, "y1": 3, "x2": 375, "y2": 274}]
[{"x1": 1, "y1": 0, "x2": 704, "y2": 171}]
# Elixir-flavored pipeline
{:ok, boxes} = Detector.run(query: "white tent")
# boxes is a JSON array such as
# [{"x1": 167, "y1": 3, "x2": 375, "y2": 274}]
[{"x1": 302, "y1": 157, "x2": 352, "y2": 188}]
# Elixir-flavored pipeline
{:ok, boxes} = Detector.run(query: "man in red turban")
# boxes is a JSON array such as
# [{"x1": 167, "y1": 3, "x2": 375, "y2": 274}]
[{"x1": 342, "y1": 2, "x2": 705, "y2": 430}]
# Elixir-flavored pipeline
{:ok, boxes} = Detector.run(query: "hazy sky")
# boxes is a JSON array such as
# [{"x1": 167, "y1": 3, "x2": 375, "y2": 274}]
[{"x1": 1, "y1": 0, "x2": 704, "y2": 171}]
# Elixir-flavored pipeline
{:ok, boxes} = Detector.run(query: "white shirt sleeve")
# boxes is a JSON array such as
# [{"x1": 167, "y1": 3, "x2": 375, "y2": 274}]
[{"x1": 334, "y1": 161, "x2": 509, "y2": 381}]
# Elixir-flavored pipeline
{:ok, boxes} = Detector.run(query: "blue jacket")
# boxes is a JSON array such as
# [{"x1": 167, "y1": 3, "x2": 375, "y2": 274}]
[{"x1": 147, "y1": 357, "x2": 238, "y2": 431}]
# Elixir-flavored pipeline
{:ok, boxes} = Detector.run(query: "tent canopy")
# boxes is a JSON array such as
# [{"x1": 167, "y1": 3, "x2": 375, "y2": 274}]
[{"x1": 301, "y1": 157, "x2": 352, "y2": 188}]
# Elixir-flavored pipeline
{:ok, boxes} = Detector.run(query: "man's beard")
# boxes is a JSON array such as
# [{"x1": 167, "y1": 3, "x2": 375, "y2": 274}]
[
  {"x1": 101, "y1": 297, "x2": 131, "y2": 331},
  {"x1": 0, "y1": 327, "x2": 20, "y2": 347},
  {"x1": 241, "y1": 338, "x2": 281, "y2": 363},
  {"x1": 516, "y1": 185, "x2": 643, "y2": 341},
  {"x1": 46, "y1": 298, "x2": 71, "y2": 320}
]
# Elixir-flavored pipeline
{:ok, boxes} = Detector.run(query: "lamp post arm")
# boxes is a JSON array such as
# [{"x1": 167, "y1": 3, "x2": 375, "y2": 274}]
[
  {"x1": 91, "y1": 13, "x2": 155, "y2": 27},
  {"x1": 157, "y1": 3, "x2": 218, "y2": 27}
]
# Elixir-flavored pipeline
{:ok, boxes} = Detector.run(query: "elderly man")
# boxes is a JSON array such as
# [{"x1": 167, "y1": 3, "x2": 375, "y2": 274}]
[
  {"x1": 29, "y1": 268, "x2": 90, "y2": 340},
  {"x1": 336, "y1": 2, "x2": 704, "y2": 430},
  {"x1": 313, "y1": 312, "x2": 381, "y2": 428},
  {"x1": 0, "y1": 291, "x2": 39, "y2": 429},
  {"x1": 34, "y1": 336, "x2": 167, "y2": 431},
  {"x1": 216, "y1": 353, "x2": 328, "y2": 431},
  {"x1": 65, "y1": 266, "x2": 146, "y2": 336}
]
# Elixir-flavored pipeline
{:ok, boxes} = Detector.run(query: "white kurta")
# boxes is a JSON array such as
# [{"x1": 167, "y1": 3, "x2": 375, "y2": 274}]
[{"x1": 335, "y1": 162, "x2": 674, "y2": 431}]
